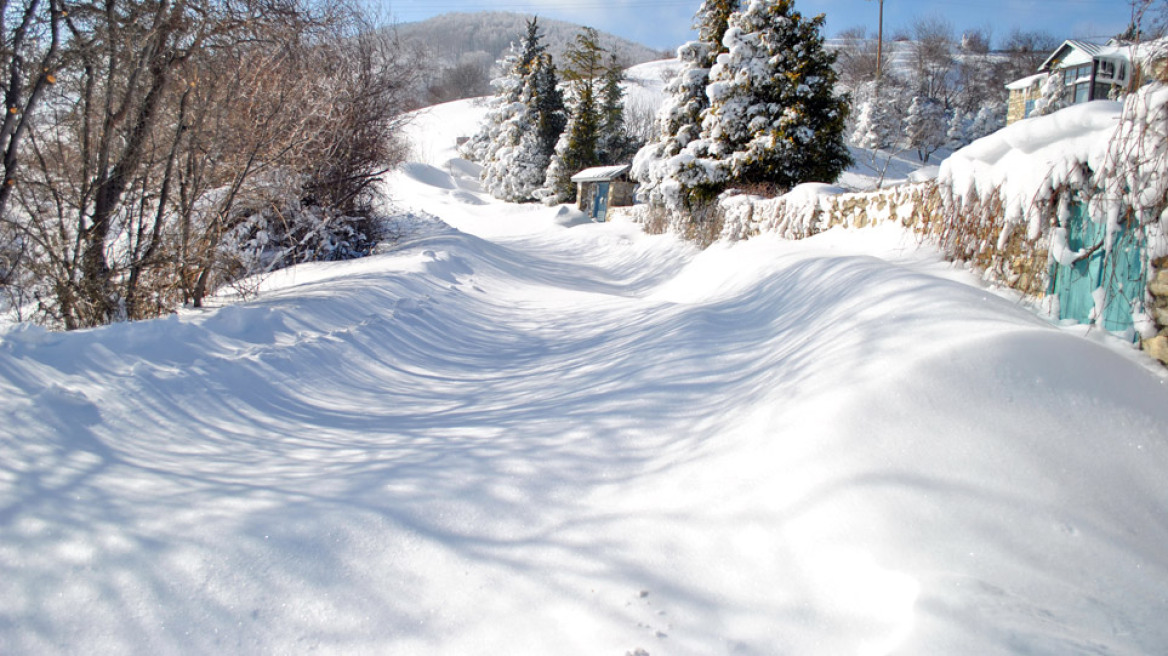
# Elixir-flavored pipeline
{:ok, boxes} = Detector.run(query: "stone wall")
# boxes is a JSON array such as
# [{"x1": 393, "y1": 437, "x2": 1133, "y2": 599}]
[
  {"x1": 610, "y1": 180, "x2": 637, "y2": 209},
  {"x1": 717, "y1": 182, "x2": 1166, "y2": 365},
  {"x1": 1006, "y1": 86, "x2": 1042, "y2": 125},
  {"x1": 576, "y1": 179, "x2": 637, "y2": 220},
  {"x1": 622, "y1": 180, "x2": 1167, "y2": 365},
  {"x1": 719, "y1": 182, "x2": 1049, "y2": 299},
  {"x1": 1144, "y1": 258, "x2": 1168, "y2": 363}
]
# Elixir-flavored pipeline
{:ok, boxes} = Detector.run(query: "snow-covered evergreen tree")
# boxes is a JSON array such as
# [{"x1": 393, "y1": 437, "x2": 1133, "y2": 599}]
[
  {"x1": 468, "y1": 18, "x2": 568, "y2": 202},
  {"x1": 967, "y1": 102, "x2": 1005, "y2": 141},
  {"x1": 631, "y1": 0, "x2": 738, "y2": 212},
  {"x1": 531, "y1": 53, "x2": 567, "y2": 166},
  {"x1": 693, "y1": 0, "x2": 852, "y2": 193},
  {"x1": 904, "y1": 95, "x2": 946, "y2": 162},
  {"x1": 539, "y1": 27, "x2": 607, "y2": 204},
  {"x1": 847, "y1": 79, "x2": 909, "y2": 150},
  {"x1": 462, "y1": 17, "x2": 547, "y2": 166},
  {"x1": 850, "y1": 91, "x2": 889, "y2": 150},
  {"x1": 481, "y1": 51, "x2": 566, "y2": 202},
  {"x1": 1032, "y1": 72, "x2": 1066, "y2": 117},
  {"x1": 461, "y1": 52, "x2": 526, "y2": 164},
  {"x1": 945, "y1": 109, "x2": 970, "y2": 149},
  {"x1": 597, "y1": 53, "x2": 632, "y2": 164}
]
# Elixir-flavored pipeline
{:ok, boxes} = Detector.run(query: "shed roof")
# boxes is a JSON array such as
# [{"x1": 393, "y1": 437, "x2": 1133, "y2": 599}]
[{"x1": 570, "y1": 164, "x2": 631, "y2": 183}]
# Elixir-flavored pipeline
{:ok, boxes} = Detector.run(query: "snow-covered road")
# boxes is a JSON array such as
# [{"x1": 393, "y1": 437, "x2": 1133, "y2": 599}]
[{"x1": 3, "y1": 98, "x2": 1168, "y2": 655}]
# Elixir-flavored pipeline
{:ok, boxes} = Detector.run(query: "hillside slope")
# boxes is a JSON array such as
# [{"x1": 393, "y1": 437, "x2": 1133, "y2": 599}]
[{"x1": 397, "y1": 11, "x2": 666, "y2": 67}]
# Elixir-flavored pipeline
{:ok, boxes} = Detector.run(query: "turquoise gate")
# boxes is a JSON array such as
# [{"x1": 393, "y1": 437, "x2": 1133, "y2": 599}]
[{"x1": 1048, "y1": 201, "x2": 1146, "y2": 337}]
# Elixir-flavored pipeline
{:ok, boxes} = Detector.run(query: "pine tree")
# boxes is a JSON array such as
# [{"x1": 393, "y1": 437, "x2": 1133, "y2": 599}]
[
  {"x1": 696, "y1": 0, "x2": 738, "y2": 52},
  {"x1": 491, "y1": 53, "x2": 567, "y2": 202},
  {"x1": 945, "y1": 109, "x2": 970, "y2": 149},
  {"x1": 475, "y1": 18, "x2": 567, "y2": 202},
  {"x1": 904, "y1": 95, "x2": 946, "y2": 162},
  {"x1": 631, "y1": 0, "x2": 739, "y2": 212},
  {"x1": 967, "y1": 102, "x2": 1004, "y2": 141},
  {"x1": 597, "y1": 53, "x2": 631, "y2": 164},
  {"x1": 515, "y1": 16, "x2": 546, "y2": 85},
  {"x1": 539, "y1": 27, "x2": 607, "y2": 204},
  {"x1": 461, "y1": 17, "x2": 547, "y2": 165},
  {"x1": 531, "y1": 53, "x2": 567, "y2": 165},
  {"x1": 695, "y1": 0, "x2": 852, "y2": 193},
  {"x1": 850, "y1": 90, "x2": 889, "y2": 150}
]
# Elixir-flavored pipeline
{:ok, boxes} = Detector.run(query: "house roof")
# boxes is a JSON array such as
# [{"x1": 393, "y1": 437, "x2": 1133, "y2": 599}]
[
  {"x1": 1006, "y1": 72, "x2": 1046, "y2": 91},
  {"x1": 1006, "y1": 37, "x2": 1167, "y2": 89},
  {"x1": 1040, "y1": 39, "x2": 1129, "y2": 72},
  {"x1": 570, "y1": 164, "x2": 631, "y2": 183}
]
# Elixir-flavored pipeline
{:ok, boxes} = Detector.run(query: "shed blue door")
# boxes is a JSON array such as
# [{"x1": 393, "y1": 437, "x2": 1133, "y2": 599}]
[
  {"x1": 1048, "y1": 201, "x2": 1145, "y2": 338},
  {"x1": 593, "y1": 182, "x2": 610, "y2": 221}
]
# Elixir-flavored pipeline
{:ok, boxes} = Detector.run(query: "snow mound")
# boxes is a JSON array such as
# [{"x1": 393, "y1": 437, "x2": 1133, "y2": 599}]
[
  {"x1": 399, "y1": 162, "x2": 457, "y2": 189},
  {"x1": 3, "y1": 71, "x2": 1168, "y2": 656},
  {"x1": 940, "y1": 100, "x2": 1122, "y2": 231}
]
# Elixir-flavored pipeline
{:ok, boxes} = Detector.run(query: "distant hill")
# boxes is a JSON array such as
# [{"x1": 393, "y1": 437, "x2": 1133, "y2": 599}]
[
  {"x1": 395, "y1": 11, "x2": 670, "y2": 105},
  {"x1": 396, "y1": 12, "x2": 668, "y2": 68}
]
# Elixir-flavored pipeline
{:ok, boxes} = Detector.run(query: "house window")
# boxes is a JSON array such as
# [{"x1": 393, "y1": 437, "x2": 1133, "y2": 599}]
[
  {"x1": 1061, "y1": 63, "x2": 1095, "y2": 104},
  {"x1": 1097, "y1": 59, "x2": 1115, "y2": 80},
  {"x1": 1093, "y1": 82, "x2": 1113, "y2": 100},
  {"x1": 1063, "y1": 63, "x2": 1092, "y2": 86},
  {"x1": 1024, "y1": 99, "x2": 1036, "y2": 117}
]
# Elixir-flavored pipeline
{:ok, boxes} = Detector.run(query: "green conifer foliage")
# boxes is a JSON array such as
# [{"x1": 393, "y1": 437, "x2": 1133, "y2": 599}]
[
  {"x1": 531, "y1": 53, "x2": 566, "y2": 164},
  {"x1": 701, "y1": 0, "x2": 852, "y2": 193},
  {"x1": 631, "y1": 0, "x2": 739, "y2": 213},
  {"x1": 541, "y1": 27, "x2": 607, "y2": 203},
  {"x1": 598, "y1": 53, "x2": 631, "y2": 163}
]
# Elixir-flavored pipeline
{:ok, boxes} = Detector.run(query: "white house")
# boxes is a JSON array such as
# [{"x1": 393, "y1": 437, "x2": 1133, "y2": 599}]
[{"x1": 1006, "y1": 39, "x2": 1134, "y2": 124}]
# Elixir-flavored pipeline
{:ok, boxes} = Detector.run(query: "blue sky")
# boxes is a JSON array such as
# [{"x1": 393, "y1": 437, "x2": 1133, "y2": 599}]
[{"x1": 368, "y1": 0, "x2": 1133, "y2": 52}]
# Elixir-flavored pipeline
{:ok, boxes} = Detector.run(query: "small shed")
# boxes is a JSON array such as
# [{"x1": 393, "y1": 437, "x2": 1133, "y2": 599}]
[{"x1": 570, "y1": 164, "x2": 635, "y2": 221}]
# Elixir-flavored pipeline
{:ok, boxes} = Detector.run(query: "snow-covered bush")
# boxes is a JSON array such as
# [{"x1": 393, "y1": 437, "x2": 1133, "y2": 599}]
[
  {"x1": 1031, "y1": 72, "x2": 1066, "y2": 117},
  {"x1": 697, "y1": 0, "x2": 851, "y2": 193},
  {"x1": 469, "y1": 19, "x2": 569, "y2": 203},
  {"x1": 1, "y1": 4, "x2": 416, "y2": 328},
  {"x1": 904, "y1": 96, "x2": 947, "y2": 162},
  {"x1": 632, "y1": 0, "x2": 849, "y2": 239}
]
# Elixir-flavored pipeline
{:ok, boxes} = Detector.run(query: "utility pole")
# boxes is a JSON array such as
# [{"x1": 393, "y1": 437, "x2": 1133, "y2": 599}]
[{"x1": 875, "y1": 0, "x2": 884, "y2": 83}]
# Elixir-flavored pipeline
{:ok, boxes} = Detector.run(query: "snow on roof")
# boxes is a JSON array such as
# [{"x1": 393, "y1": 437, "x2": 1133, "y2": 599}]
[
  {"x1": 939, "y1": 100, "x2": 1122, "y2": 239},
  {"x1": 1065, "y1": 39, "x2": 1106, "y2": 58},
  {"x1": 1006, "y1": 72, "x2": 1046, "y2": 91},
  {"x1": 1041, "y1": 39, "x2": 1132, "y2": 72},
  {"x1": 570, "y1": 164, "x2": 631, "y2": 183}
]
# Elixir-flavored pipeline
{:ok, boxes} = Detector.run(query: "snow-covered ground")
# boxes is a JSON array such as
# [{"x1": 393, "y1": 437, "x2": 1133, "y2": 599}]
[{"x1": 4, "y1": 79, "x2": 1168, "y2": 655}]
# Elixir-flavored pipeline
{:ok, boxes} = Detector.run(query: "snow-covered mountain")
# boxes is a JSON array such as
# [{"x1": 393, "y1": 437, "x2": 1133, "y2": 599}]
[
  {"x1": 399, "y1": 12, "x2": 669, "y2": 105},
  {"x1": 396, "y1": 11, "x2": 668, "y2": 66},
  {"x1": 3, "y1": 66, "x2": 1168, "y2": 655}
]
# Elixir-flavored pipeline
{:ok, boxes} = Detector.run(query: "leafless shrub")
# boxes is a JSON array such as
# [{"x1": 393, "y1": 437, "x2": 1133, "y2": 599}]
[{"x1": 1, "y1": 0, "x2": 417, "y2": 328}]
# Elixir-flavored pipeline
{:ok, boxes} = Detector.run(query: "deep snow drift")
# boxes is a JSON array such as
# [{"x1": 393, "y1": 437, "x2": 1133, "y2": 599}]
[{"x1": 4, "y1": 81, "x2": 1168, "y2": 655}]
